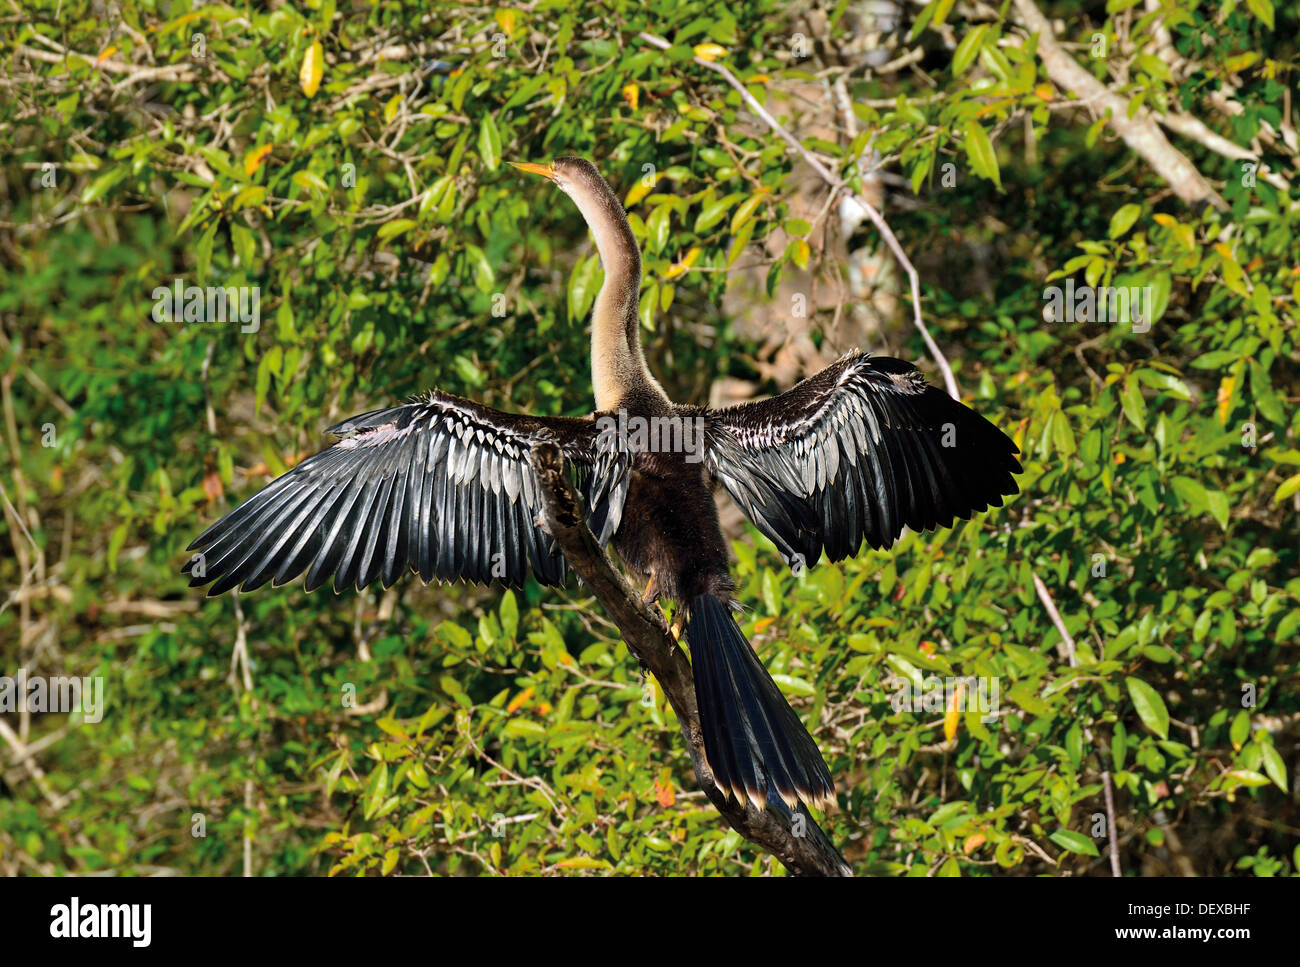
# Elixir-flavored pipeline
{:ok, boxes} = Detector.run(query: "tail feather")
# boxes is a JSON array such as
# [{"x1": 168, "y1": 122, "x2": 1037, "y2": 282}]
[{"x1": 687, "y1": 594, "x2": 835, "y2": 811}]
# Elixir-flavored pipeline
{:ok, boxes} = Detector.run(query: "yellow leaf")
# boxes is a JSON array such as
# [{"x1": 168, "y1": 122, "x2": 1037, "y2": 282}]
[
  {"x1": 1034, "y1": 83, "x2": 1054, "y2": 101},
  {"x1": 664, "y1": 246, "x2": 701, "y2": 279},
  {"x1": 1274, "y1": 472, "x2": 1300, "y2": 504},
  {"x1": 1012, "y1": 418, "x2": 1029, "y2": 451},
  {"x1": 944, "y1": 681, "x2": 965, "y2": 744},
  {"x1": 622, "y1": 83, "x2": 639, "y2": 111},
  {"x1": 555, "y1": 857, "x2": 611, "y2": 870},
  {"x1": 789, "y1": 238, "x2": 811, "y2": 270},
  {"x1": 292, "y1": 170, "x2": 328, "y2": 193},
  {"x1": 749, "y1": 74, "x2": 770, "y2": 83},
  {"x1": 625, "y1": 174, "x2": 658, "y2": 207},
  {"x1": 1152, "y1": 213, "x2": 1177, "y2": 228},
  {"x1": 495, "y1": 9, "x2": 517, "y2": 36},
  {"x1": 1217, "y1": 375, "x2": 1235, "y2": 425},
  {"x1": 383, "y1": 92, "x2": 402, "y2": 124},
  {"x1": 96, "y1": 46, "x2": 117, "y2": 64},
  {"x1": 375, "y1": 717, "x2": 410, "y2": 741},
  {"x1": 693, "y1": 43, "x2": 728, "y2": 61},
  {"x1": 506, "y1": 686, "x2": 534, "y2": 714},
  {"x1": 243, "y1": 143, "x2": 272, "y2": 177},
  {"x1": 753, "y1": 616, "x2": 777, "y2": 633},
  {"x1": 963, "y1": 833, "x2": 986, "y2": 855},
  {"x1": 300, "y1": 40, "x2": 324, "y2": 98}
]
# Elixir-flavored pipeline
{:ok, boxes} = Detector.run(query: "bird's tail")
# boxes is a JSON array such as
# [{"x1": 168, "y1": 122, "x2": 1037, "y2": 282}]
[{"x1": 686, "y1": 594, "x2": 835, "y2": 811}]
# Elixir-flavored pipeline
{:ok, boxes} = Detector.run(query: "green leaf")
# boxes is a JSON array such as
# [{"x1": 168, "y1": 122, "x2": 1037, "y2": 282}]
[
  {"x1": 910, "y1": 148, "x2": 934, "y2": 195},
  {"x1": 1260, "y1": 745, "x2": 1288, "y2": 791},
  {"x1": 1273, "y1": 472, "x2": 1300, "y2": 504},
  {"x1": 1204, "y1": 489, "x2": 1230, "y2": 530},
  {"x1": 81, "y1": 167, "x2": 127, "y2": 204},
  {"x1": 695, "y1": 195, "x2": 737, "y2": 233},
  {"x1": 1190, "y1": 350, "x2": 1240, "y2": 369},
  {"x1": 567, "y1": 252, "x2": 601, "y2": 320},
  {"x1": 1108, "y1": 203, "x2": 1141, "y2": 239},
  {"x1": 646, "y1": 205, "x2": 671, "y2": 254},
  {"x1": 1229, "y1": 710, "x2": 1250, "y2": 750},
  {"x1": 1050, "y1": 409, "x2": 1076, "y2": 456},
  {"x1": 381, "y1": 847, "x2": 400, "y2": 875},
  {"x1": 377, "y1": 219, "x2": 416, "y2": 241},
  {"x1": 1172, "y1": 476, "x2": 1208, "y2": 511},
  {"x1": 436, "y1": 620, "x2": 472, "y2": 650},
  {"x1": 952, "y1": 25, "x2": 988, "y2": 77},
  {"x1": 107, "y1": 523, "x2": 128, "y2": 572},
  {"x1": 963, "y1": 122, "x2": 1001, "y2": 188},
  {"x1": 363, "y1": 763, "x2": 389, "y2": 820},
  {"x1": 255, "y1": 351, "x2": 274, "y2": 415},
  {"x1": 499, "y1": 590, "x2": 519, "y2": 641},
  {"x1": 478, "y1": 114, "x2": 501, "y2": 170},
  {"x1": 1050, "y1": 829, "x2": 1100, "y2": 856},
  {"x1": 1246, "y1": 0, "x2": 1275, "y2": 29},
  {"x1": 1126, "y1": 677, "x2": 1169, "y2": 739},
  {"x1": 1119, "y1": 374, "x2": 1146, "y2": 431},
  {"x1": 1276, "y1": 610, "x2": 1300, "y2": 641},
  {"x1": 729, "y1": 191, "x2": 767, "y2": 233}
]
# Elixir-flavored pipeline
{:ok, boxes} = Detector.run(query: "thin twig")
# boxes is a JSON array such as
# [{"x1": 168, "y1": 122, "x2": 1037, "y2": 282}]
[
  {"x1": 1102, "y1": 769, "x2": 1122, "y2": 877},
  {"x1": 1031, "y1": 571, "x2": 1077, "y2": 667}
]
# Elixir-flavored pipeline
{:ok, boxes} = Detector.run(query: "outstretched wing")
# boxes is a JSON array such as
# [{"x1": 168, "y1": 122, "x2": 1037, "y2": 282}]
[
  {"x1": 704, "y1": 351, "x2": 1020, "y2": 567},
  {"x1": 185, "y1": 391, "x2": 629, "y2": 595}
]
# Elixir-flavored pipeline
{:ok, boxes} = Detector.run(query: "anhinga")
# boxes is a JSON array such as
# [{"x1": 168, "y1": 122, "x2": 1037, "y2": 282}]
[{"x1": 187, "y1": 158, "x2": 1021, "y2": 813}]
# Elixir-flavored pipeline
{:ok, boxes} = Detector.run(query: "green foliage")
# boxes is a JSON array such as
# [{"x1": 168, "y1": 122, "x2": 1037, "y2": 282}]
[{"x1": 1, "y1": 0, "x2": 1296, "y2": 876}]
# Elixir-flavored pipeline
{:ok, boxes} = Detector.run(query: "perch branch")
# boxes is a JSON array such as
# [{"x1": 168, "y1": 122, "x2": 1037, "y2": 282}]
[{"x1": 530, "y1": 442, "x2": 852, "y2": 877}]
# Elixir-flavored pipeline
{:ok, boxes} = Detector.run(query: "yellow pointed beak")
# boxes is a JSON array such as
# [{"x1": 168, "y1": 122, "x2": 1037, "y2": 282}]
[{"x1": 507, "y1": 160, "x2": 555, "y2": 181}]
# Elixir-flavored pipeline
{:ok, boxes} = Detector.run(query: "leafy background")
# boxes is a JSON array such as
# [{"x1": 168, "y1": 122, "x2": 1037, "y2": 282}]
[{"x1": 1, "y1": 0, "x2": 1296, "y2": 876}]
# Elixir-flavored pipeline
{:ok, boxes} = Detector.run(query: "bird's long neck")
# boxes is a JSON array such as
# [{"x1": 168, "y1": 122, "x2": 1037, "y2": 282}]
[{"x1": 569, "y1": 176, "x2": 663, "y2": 412}]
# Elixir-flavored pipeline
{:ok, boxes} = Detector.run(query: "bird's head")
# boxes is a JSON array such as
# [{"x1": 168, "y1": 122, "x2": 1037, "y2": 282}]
[
  {"x1": 507, "y1": 157, "x2": 604, "y2": 196},
  {"x1": 507, "y1": 157, "x2": 634, "y2": 270}
]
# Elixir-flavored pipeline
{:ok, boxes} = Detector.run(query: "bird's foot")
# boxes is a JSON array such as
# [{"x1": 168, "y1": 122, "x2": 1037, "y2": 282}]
[{"x1": 641, "y1": 571, "x2": 660, "y2": 606}]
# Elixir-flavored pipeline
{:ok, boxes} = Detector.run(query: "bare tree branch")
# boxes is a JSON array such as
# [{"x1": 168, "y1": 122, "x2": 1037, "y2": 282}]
[
  {"x1": 1157, "y1": 111, "x2": 1292, "y2": 195},
  {"x1": 529, "y1": 442, "x2": 852, "y2": 877},
  {"x1": 637, "y1": 31, "x2": 961, "y2": 400},
  {"x1": 1010, "y1": 0, "x2": 1228, "y2": 212}
]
